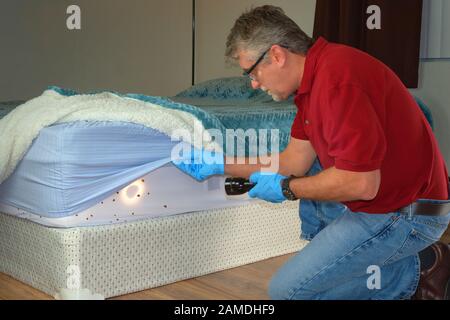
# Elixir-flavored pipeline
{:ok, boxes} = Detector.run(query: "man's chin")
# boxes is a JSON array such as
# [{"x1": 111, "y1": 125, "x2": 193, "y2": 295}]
[
  {"x1": 262, "y1": 88, "x2": 286, "y2": 102},
  {"x1": 271, "y1": 96, "x2": 282, "y2": 102},
  {"x1": 270, "y1": 93, "x2": 285, "y2": 102}
]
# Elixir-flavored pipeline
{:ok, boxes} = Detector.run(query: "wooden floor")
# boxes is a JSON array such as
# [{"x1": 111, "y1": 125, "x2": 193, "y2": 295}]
[
  {"x1": 0, "y1": 252, "x2": 293, "y2": 300},
  {"x1": 1, "y1": 227, "x2": 449, "y2": 300}
]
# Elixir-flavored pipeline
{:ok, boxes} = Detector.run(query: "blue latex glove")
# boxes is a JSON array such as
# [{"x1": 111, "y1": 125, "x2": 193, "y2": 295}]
[
  {"x1": 172, "y1": 147, "x2": 224, "y2": 181},
  {"x1": 248, "y1": 172, "x2": 287, "y2": 203}
]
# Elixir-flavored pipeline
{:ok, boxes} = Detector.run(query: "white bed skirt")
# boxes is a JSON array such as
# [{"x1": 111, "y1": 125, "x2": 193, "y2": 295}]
[{"x1": 0, "y1": 201, "x2": 307, "y2": 299}]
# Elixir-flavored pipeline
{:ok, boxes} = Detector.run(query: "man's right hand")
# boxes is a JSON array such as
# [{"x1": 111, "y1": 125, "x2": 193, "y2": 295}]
[{"x1": 172, "y1": 147, "x2": 224, "y2": 181}]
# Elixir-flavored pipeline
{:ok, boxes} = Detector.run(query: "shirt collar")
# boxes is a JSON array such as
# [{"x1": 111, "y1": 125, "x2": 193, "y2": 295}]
[{"x1": 296, "y1": 37, "x2": 329, "y2": 96}]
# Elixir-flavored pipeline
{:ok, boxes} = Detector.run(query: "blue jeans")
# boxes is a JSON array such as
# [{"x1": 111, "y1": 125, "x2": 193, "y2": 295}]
[{"x1": 269, "y1": 159, "x2": 450, "y2": 300}]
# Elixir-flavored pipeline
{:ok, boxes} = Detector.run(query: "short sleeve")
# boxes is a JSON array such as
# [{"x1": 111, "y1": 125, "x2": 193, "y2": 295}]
[
  {"x1": 323, "y1": 85, "x2": 386, "y2": 172},
  {"x1": 290, "y1": 111, "x2": 309, "y2": 140}
]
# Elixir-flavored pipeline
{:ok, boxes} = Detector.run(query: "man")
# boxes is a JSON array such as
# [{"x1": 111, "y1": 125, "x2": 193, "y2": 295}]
[{"x1": 173, "y1": 5, "x2": 450, "y2": 299}]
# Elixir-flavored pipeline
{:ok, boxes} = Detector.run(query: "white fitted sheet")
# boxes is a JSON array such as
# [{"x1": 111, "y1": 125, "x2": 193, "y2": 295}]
[{"x1": 0, "y1": 164, "x2": 258, "y2": 228}]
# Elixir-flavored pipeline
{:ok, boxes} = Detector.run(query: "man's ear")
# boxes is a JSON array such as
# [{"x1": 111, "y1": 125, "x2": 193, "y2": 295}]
[{"x1": 270, "y1": 45, "x2": 287, "y2": 66}]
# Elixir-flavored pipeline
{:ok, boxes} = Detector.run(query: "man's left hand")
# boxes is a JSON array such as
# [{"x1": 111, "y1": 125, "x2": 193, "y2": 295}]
[{"x1": 248, "y1": 172, "x2": 287, "y2": 203}]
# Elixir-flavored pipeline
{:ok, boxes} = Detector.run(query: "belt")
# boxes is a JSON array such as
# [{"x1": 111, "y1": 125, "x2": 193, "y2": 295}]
[{"x1": 398, "y1": 201, "x2": 450, "y2": 216}]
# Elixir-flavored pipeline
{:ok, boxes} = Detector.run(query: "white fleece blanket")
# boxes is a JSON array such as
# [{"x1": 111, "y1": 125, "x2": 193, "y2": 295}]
[{"x1": 0, "y1": 89, "x2": 218, "y2": 184}]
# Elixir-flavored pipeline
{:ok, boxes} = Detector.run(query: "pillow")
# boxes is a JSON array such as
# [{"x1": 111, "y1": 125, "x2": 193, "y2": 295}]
[{"x1": 174, "y1": 76, "x2": 266, "y2": 100}]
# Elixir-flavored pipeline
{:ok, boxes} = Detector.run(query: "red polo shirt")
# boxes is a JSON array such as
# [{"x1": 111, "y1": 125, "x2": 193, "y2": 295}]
[{"x1": 292, "y1": 37, "x2": 449, "y2": 213}]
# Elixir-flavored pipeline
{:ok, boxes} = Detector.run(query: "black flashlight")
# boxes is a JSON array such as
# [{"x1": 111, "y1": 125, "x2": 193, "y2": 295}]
[{"x1": 224, "y1": 177, "x2": 255, "y2": 195}]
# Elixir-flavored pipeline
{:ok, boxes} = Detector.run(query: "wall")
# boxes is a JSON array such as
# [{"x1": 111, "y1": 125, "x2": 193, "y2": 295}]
[
  {"x1": 420, "y1": 0, "x2": 450, "y2": 59},
  {"x1": 0, "y1": 0, "x2": 192, "y2": 101},
  {"x1": 416, "y1": 0, "x2": 450, "y2": 167},
  {"x1": 410, "y1": 60, "x2": 450, "y2": 168}
]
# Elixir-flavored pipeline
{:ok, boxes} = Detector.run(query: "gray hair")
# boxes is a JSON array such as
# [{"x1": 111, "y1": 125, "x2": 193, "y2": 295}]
[{"x1": 225, "y1": 5, "x2": 314, "y2": 63}]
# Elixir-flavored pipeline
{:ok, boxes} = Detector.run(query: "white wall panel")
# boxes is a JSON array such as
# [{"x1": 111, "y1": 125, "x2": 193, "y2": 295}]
[
  {"x1": 420, "y1": 0, "x2": 450, "y2": 58},
  {"x1": 0, "y1": 0, "x2": 192, "y2": 100}
]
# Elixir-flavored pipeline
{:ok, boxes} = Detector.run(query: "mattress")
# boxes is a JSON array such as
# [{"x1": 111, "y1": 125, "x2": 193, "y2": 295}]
[
  {"x1": 0, "y1": 80, "x2": 299, "y2": 224},
  {"x1": 0, "y1": 118, "x2": 286, "y2": 227},
  {"x1": 0, "y1": 121, "x2": 177, "y2": 218},
  {"x1": 0, "y1": 120, "x2": 257, "y2": 225},
  {"x1": 0, "y1": 162, "x2": 257, "y2": 228}
]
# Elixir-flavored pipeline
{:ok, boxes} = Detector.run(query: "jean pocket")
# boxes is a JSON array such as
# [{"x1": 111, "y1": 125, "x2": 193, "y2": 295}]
[
  {"x1": 412, "y1": 212, "x2": 450, "y2": 230},
  {"x1": 382, "y1": 226, "x2": 437, "y2": 266}
]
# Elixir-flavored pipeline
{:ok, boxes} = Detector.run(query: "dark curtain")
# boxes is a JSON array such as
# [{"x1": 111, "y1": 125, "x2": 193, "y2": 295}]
[{"x1": 313, "y1": 0, "x2": 423, "y2": 88}]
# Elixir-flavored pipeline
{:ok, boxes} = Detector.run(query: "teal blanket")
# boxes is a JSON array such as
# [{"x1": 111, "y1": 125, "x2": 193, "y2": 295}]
[{"x1": 0, "y1": 101, "x2": 23, "y2": 119}]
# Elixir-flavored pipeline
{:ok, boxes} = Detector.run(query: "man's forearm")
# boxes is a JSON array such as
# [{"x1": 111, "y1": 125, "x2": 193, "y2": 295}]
[
  {"x1": 289, "y1": 167, "x2": 380, "y2": 202},
  {"x1": 224, "y1": 154, "x2": 280, "y2": 178},
  {"x1": 224, "y1": 150, "x2": 315, "y2": 179}
]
